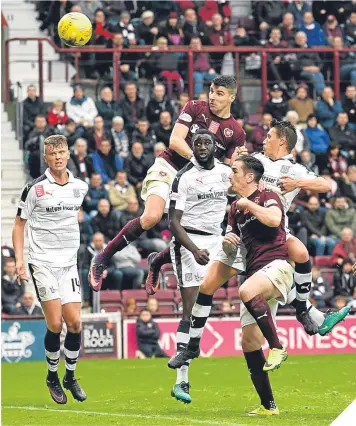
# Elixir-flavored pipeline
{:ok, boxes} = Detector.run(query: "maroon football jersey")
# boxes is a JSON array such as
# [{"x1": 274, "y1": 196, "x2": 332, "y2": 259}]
[
  {"x1": 228, "y1": 190, "x2": 288, "y2": 277},
  {"x1": 159, "y1": 100, "x2": 246, "y2": 170}
]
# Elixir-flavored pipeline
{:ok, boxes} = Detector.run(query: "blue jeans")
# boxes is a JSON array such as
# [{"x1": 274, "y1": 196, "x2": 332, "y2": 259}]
[
  {"x1": 193, "y1": 71, "x2": 218, "y2": 96},
  {"x1": 340, "y1": 64, "x2": 356, "y2": 87},
  {"x1": 309, "y1": 236, "x2": 338, "y2": 256},
  {"x1": 300, "y1": 71, "x2": 325, "y2": 96}
]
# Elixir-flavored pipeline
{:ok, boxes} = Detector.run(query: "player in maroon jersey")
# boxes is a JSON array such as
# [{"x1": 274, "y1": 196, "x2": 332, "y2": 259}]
[
  {"x1": 169, "y1": 155, "x2": 294, "y2": 416},
  {"x1": 88, "y1": 76, "x2": 246, "y2": 292}
]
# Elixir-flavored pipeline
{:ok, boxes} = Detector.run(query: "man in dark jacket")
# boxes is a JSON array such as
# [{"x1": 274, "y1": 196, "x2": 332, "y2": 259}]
[
  {"x1": 136, "y1": 10, "x2": 159, "y2": 45},
  {"x1": 136, "y1": 309, "x2": 167, "y2": 358},
  {"x1": 263, "y1": 84, "x2": 289, "y2": 121},
  {"x1": 119, "y1": 83, "x2": 146, "y2": 135},
  {"x1": 67, "y1": 138, "x2": 94, "y2": 182},
  {"x1": 91, "y1": 199, "x2": 121, "y2": 241},
  {"x1": 131, "y1": 118, "x2": 157, "y2": 154},
  {"x1": 92, "y1": 139, "x2": 124, "y2": 184},
  {"x1": 182, "y1": 8, "x2": 210, "y2": 45},
  {"x1": 95, "y1": 87, "x2": 122, "y2": 129},
  {"x1": 333, "y1": 259, "x2": 356, "y2": 298},
  {"x1": 152, "y1": 111, "x2": 173, "y2": 147},
  {"x1": 2, "y1": 258, "x2": 24, "y2": 314},
  {"x1": 12, "y1": 292, "x2": 43, "y2": 316},
  {"x1": 83, "y1": 173, "x2": 109, "y2": 214},
  {"x1": 343, "y1": 85, "x2": 356, "y2": 130},
  {"x1": 23, "y1": 85, "x2": 46, "y2": 140},
  {"x1": 329, "y1": 112, "x2": 356, "y2": 153},
  {"x1": 58, "y1": 118, "x2": 82, "y2": 147},
  {"x1": 251, "y1": 113, "x2": 272, "y2": 152},
  {"x1": 146, "y1": 83, "x2": 175, "y2": 125},
  {"x1": 124, "y1": 142, "x2": 153, "y2": 189},
  {"x1": 310, "y1": 266, "x2": 333, "y2": 308},
  {"x1": 302, "y1": 196, "x2": 336, "y2": 255},
  {"x1": 339, "y1": 165, "x2": 356, "y2": 206}
]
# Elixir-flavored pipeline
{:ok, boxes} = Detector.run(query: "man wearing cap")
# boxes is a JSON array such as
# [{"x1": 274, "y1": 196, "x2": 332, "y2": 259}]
[
  {"x1": 263, "y1": 84, "x2": 289, "y2": 121},
  {"x1": 136, "y1": 10, "x2": 159, "y2": 45}
]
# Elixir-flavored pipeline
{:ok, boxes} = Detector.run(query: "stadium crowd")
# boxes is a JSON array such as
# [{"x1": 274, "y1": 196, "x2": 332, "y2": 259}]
[{"x1": 2, "y1": 1, "x2": 356, "y2": 317}]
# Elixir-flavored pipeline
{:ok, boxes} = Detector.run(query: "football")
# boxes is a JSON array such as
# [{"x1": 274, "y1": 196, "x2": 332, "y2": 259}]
[{"x1": 57, "y1": 12, "x2": 92, "y2": 47}]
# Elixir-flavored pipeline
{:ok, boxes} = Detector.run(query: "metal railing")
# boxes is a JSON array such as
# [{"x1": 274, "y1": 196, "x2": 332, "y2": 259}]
[{"x1": 5, "y1": 37, "x2": 356, "y2": 103}]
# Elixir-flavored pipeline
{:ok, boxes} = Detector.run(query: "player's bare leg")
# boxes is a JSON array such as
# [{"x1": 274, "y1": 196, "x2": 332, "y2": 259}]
[
  {"x1": 42, "y1": 300, "x2": 67, "y2": 405},
  {"x1": 168, "y1": 261, "x2": 236, "y2": 369},
  {"x1": 62, "y1": 302, "x2": 87, "y2": 402},
  {"x1": 287, "y1": 236, "x2": 351, "y2": 335},
  {"x1": 242, "y1": 325, "x2": 279, "y2": 416},
  {"x1": 89, "y1": 193, "x2": 166, "y2": 291},
  {"x1": 171, "y1": 286, "x2": 199, "y2": 404}
]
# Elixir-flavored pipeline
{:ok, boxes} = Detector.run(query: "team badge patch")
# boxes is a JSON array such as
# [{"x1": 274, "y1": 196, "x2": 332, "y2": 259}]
[
  {"x1": 280, "y1": 165, "x2": 291, "y2": 174},
  {"x1": 185, "y1": 273, "x2": 193, "y2": 282},
  {"x1": 35, "y1": 185, "x2": 45, "y2": 197},
  {"x1": 190, "y1": 124, "x2": 199, "y2": 133},
  {"x1": 223, "y1": 128, "x2": 234, "y2": 137},
  {"x1": 38, "y1": 287, "x2": 46, "y2": 297},
  {"x1": 221, "y1": 173, "x2": 229, "y2": 182},
  {"x1": 73, "y1": 188, "x2": 81, "y2": 198}
]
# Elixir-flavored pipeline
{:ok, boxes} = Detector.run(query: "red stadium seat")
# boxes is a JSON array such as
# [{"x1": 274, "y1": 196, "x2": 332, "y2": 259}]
[
  {"x1": 213, "y1": 287, "x2": 227, "y2": 300},
  {"x1": 160, "y1": 263, "x2": 176, "y2": 289},
  {"x1": 165, "y1": 274, "x2": 178, "y2": 289},
  {"x1": 100, "y1": 290, "x2": 122, "y2": 312},
  {"x1": 160, "y1": 263, "x2": 174, "y2": 274},
  {"x1": 314, "y1": 256, "x2": 333, "y2": 267},
  {"x1": 320, "y1": 269, "x2": 336, "y2": 287},
  {"x1": 157, "y1": 305, "x2": 175, "y2": 314},
  {"x1": 227, "y1": 287, "x2": 239, "y2": 302},
  {"x1": 227, "y1": 276, "x2": 238, "y2": 287},
  {"x1": 122, "y1": 290, "x2": 148, "y2": 304},
  {"x1": 138, "y1": 258, "x2": 148, "y2": 269},
  {"x1": 153, "y1": 289, "x2": 175, "y2": 302}
]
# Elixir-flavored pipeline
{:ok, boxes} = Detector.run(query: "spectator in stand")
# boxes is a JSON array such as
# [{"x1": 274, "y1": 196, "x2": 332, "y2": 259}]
[
  {"x1": 289, "y1": 31, "x2": 326, "y2": 96},
  {"x1": 234, "y1": 26, "x2": 258, "y2": 48},
  {"x1": 329, "y1": 36, "x2": 356, "y2": 87},
  {"x1": 131, "y1": 118, "x2": 157, "y2": 154},
  {"x1": 316, "y1": 87, "x2": 343, "y2": 130},
  {"x1": 91, "y1": 199, "x2": 121, "y2": 240},
  {"x1": 146, "y1": 83, "x2": 175, "y2": 125},
  {"x1": 231, "y1": 98, "x2": 248, "y2": 130},
  {"x1": 112, "y1": 244, "x2": 145, "y2": 290},
  {"x1": 78, "y1": 208, "x2": 94, "y2": 247},
  {"x1": 253, "y1": 1, "x2": 284, "y2": 45},
  {"x1": 116, "y1": 11, "x2": 135, "y2": 41},
  {"x1": 119, "y1": 82, "x2": 146, "y2": 135},
  {"x1": 324, "y1": 15, "x2": 343, "y2": 44},
  {"x1": 344, "y1": 12, "x2": 356, "y2": 46},
  {"x1": 304, "y1": 114, "x2": 330, "y2": 171},
  {"x1": 83, "y1": 173, "x2": 108, "y2": 215},
  {"x1": 266, "y1": 27, "x2": 289, "y2": 88},
  {"x1": 151, "y1": 3, "x2": 178, "y2": 24},
  {"x1": 66, "y1": 85, "x2": 98, "y2": 130},
  {"x1": 288, "y1": 84, "x2": 315, "y2": 124},
  {"x1": 208, "y1": 13, "x2": 233, "y2": 73},
  {"x1": 101, "y1": 1, "x2": 124, "y2": 21},
  {"x1": 263, "y1": 84, "x2": 289, "y2": 121},
  {"x1": 287, "y1": 1, "x2": 311, "y2": 28},
  {"x1": 329, "y1": 112, "x2": 356, "y2": 155},
  {"x1": 280, "y1": 12, "x2": 297, "y2": 44},
  {"x1": 153, "y1": 111, "x2": 173, "y2": 147},
  {"x1": 136, "y1": 10, "x2": 158, "y2": 45},
  {"x1": 96, "y1": 87, "x2": 122, "y2": 129},
  {"x1": 190, "y1": 36, "x2": 218, "y2": 97},
  {"x1": 154, "y1": 142, "x2": 166, "y2": 158},
  {"x1": 302, "y1": 196, "x2": 336, "y2": 255},
  {"x1": 47, "y1": 100, "x2": 68, "y2": 130},
  {"x1": 250, "y1": 113, "x2": 272, "y2": 152},
  {"x1": 331, "y1": 228, "x2": 356, "y2": 267},
  {"x1": 92, "y1": 139, "x2": 124, "y2": 184},
  {"x1": 93, "y1": 8, "x2": 115, "y2": 46},
  {"x1": 147, "y1": 298, "x2": 159, "y2": 314},
  {"x1": 12, "y1": 293, "x2": 43, "y2": 316},
  {"x1": 287, "y1": 202, "x2": 308, "y2": 247},
  {"x1": 59, "y1": 118, "x2": 82, "y2": 148},
  {"x1": 125, "y1": 297, "x2": 139, "y2": 314},
  {"x1": 182, "y1": 8, "x2": 209, "y2": 45},
  {"x1": 320, "y1": 169, "x2": 339, "y2": 205},
  {"x1": 67, "y1": 138, "x2": 94, "y2": 182},
  {"x1": 333, "y1": 258, "x2": 356, "y2": 298},
  {"x1": 286, "y1": 110, "x2": 307, "y2": 153},
  {"x1": 124, "y1": 142, "x2": 153, "y2": 191},
  {"x1": 300, "y1": 11, "x2": 326, "y2": 47},
  {"x1": 198, "y1": 92, "x2": 209, "y2": 102},
  {"x1": 300, "y1": 150, "x2": 319, "y2": 174},
  {"x1": 76, "y1": 0, "x2": 103, "y2": 22},
  {"x1": 310, "y1": 266, "x2": 333, "y2": 308},
  {"x1": 107, "y1": 170, "x2": 137, "y2": 211},
  {"x1": 1, "y1": 246, "x2": 15, "y2": 275},
  {"x1": 85, "y1": 115, "x2": 112, "y2": 153},
  {"x1": 107, "y1": 33, "x2": 139, "y2": 85},
  {"x1": 326, "y1": 197, "x2": 356, "y2": 241},
  {"x1": 2, "y1": 258, "x2": 24, "y2": 314},
  {"x1": 158, "y1": 12, "x2": 184, "y2": 46},
  {"x1": 39, "y1": 0, "x2": 73, "y2": 44},
  {"x1": 339, "y1": 165, "x2": 356, "y2": 206},
  {"x1": 136, "y1": 309, "x2": 167, "y2": 358},
  {"x1": 343, "y1": 85, "x2": 356, "y2": 130},
  {"x1": 23, "y1": 85, "x2": 45, "y2": 140},
  {"x1": 25, "y1": 115, "x2": 54, "y2": 178},
  {"x1": 111, "y1": 116, "x2": 129, "y2": 158},
  {"x1": 176, "y1": 92, "x2": 190, "y2": 116},
  {"x1": 327, "y1": 144, "x2": 348, "y2": 178}
]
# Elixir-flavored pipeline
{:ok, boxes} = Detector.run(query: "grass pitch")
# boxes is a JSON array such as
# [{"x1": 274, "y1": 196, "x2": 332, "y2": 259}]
[{"x1": 2, "y1": 354, "x2": 355, "y2": 426}]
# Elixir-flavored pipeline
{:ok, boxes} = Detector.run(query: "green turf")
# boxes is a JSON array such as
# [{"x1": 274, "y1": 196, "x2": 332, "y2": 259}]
[{"x1": 2, "y1": 354, "x2": 355, "y2": 426}]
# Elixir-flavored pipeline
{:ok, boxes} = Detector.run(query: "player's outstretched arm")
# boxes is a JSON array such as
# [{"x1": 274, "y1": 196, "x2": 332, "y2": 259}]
[
  {"x1": 169, "y1": 123, "x2": 193, "y2": 160},
  {"x1": 280, "y1": 175, "x2": 331, "y2": 195},
  {"x1": 169, "y1": 207, "x2": 209, "y2": 265},
  {"x1": 12, "y1": 216, "x2": 29, "y2": 284},
  {"x1": 236, "y1": 198, "x2": 282, "y2": 228}
]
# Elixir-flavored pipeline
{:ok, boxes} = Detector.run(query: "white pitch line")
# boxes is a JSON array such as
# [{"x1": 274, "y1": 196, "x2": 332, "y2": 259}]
[{"x1": 3, "y1": 406, "x2": 248, "y2": 426}]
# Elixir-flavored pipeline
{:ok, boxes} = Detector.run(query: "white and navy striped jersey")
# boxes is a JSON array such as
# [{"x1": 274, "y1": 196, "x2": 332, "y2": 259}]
[
  {"x1": 253, "y1": 153, "x2": 317, "y2": 214},
  {"x1": 17, "y1": 169, "x2": 88, "y2": 267},
  {"x1": 169, "y1": 158, "x2": 231, "y2": 236}
]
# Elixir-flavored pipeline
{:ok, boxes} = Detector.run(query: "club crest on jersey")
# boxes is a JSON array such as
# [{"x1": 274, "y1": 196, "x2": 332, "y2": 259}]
[
  {"x1": 280, "y1": 165, "x2": 291, "y2": 174},
  {"x1": 38, "y1": 287, "x2": 46, "y2": 297},
  {"x1": 208, "y1": 121, "x2": 220, "y2": 134},
  {"x1": 35, "y1": 185, "x2": 45, "y2": 197},
  {"x1": 73, "y1": 188, "x2": 81, "y2": 198},
  {"x1": 185, "y1": 273, "x2": 193, "y2": 282},
  {"x1": 223, "y1": 128, "x2": 234, "y2": 138},
  {"x1": 190, "y1": 124, "x2": 199, "y2": 133},
  {"x1": 254, "y1": 197, "x2": 260, "y2": 204},
  {"x1": 221, "y1": 173, "x2": 229, "y2": 182}
]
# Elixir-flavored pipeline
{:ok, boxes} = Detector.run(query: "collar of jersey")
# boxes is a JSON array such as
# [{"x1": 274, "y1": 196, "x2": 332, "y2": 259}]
[
  {"x1": 263, "y1": 153, "x2": 294, "y2": 162},
  {"x1": 45, "y1": 168, "x2": 74, "y2": 185},
  {"x1": 191, "y1": 157, "x2": 217, "y2": 170}
]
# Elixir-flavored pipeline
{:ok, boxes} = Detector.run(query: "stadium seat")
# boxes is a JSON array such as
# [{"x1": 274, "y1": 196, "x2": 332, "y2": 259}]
[
  {"x1": 320, "y1": 269, "x2": 336, "y2": 287},
  {"x1": 100, "y1": 290, "x2": 122, "y2": 311},
  {"x1": 227, "y1": 287, "x2": 240, "y2": 302},
  {"x1": 122, "y1": 290, "x2": 148, "y2": 304},
  {"x1": 160, "y1": 263, "x2": 176, "y2": 289},
  {"x1": 138, "y1": 258, "x2": 148, "y2": 269},
  {"x1": 157, "y1": 305, "x2": 175, "y2": 314},
  {"x1": 314, "y1": 256, "x2": 333, "y2": 267},
  {"x1": 227, "y1": 276, "x2": 238, "y2": 287},
  {"x1": 153, "y1": 289, "x2": 175, "y2": 302},
  {"x1": 165, "y1": 274, "x2": 178, "y2": 289},
  {"x1": 213, "y1": 287, "x2": 227, "y2": 301}
]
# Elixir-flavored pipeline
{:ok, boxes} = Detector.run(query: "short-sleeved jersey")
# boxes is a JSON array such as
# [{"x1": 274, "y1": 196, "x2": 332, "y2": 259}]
[
  {"x1": 253, "y1": 152, "x2": 317, "y2": 214},
  {"x1": 160, "y1": 100, "x2": 246, "y2": 170},
  {"x1": 228, "y1": 190, "x2": 288, "y2": 277},
  {"x1": 17, "y1": 169, "x2": 88, "y2": 267},
  {"x1": 169, "y1": 158, "x2": 232, "y2": 236}
]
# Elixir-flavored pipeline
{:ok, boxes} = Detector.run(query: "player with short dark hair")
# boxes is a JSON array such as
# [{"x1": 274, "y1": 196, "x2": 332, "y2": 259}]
[
  {"x1": 88, "y1": 75, "x2": 246, "y2": 293},
  {"x1": 13, "y1": 134, "x2": 88, "y2": 404}
]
